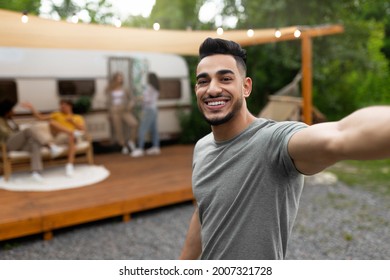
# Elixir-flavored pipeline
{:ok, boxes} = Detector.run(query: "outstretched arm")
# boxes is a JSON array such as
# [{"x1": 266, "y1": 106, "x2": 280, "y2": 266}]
[
  {"x1": 289, "y1": 106, "x2": 390, "y2": 175},
  {"x1": 20, "y1": 102, "x2": 51, "y2": 121},
  {"x1": 179, "y1": 206, "x2": 202, "y2": 260}
]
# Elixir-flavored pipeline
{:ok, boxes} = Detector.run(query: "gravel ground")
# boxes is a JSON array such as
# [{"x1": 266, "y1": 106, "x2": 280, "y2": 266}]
[{"x1": 0, "y1": 172, "x2": 389, "y2": 260}]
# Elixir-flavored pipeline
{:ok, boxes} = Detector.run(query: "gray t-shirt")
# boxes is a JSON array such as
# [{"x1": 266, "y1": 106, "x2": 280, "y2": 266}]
[{"x1": 192, "y1": 118, "x2": 307, "y2": 259}]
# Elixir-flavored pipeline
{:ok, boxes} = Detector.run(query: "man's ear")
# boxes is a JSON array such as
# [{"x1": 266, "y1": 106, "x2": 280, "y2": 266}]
[{"x1": 243, "y1": 77, "x2": 252, "y2": 98}]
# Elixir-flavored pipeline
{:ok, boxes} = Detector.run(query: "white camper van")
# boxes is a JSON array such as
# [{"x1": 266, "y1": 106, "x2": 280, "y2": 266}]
[{"x1": 0, "y1": 47, "x2": 192, "y2": 142}]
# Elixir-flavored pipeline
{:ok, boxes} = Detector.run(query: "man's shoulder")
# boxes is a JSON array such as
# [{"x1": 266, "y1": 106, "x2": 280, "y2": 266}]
[
  {"x1": 256, "y1": 118, "x2": 307, "y2": 132},
  {"x1": 194, "y1": 133, "x2": 213, "y2": 151},
  {"x1": 195, "y1": 132, "x2": 211, "y2": 142}
]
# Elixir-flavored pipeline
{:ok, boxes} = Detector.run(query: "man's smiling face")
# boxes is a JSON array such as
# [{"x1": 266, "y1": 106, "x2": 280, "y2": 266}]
[{"x1": 195, "y1": 54, "x2": 250, "y2": 126}]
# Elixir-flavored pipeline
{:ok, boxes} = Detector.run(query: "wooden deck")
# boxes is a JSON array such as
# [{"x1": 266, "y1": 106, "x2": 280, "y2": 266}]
[{"x1": 0, "y1": 145, "x2": 194, "y2": 242}]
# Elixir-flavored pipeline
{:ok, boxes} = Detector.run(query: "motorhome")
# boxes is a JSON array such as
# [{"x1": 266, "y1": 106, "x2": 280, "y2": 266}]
[{"x1": 0, "y1": 47, "x2": 192, "y2": 142}]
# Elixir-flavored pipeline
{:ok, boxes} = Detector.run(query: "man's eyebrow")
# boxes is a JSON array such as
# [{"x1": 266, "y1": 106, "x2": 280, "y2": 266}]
[
  {"x1": 217, "y1": 69, "x2": 235, "y2": 75},
  {"x1": 196, "y1": 72, "x2": 208, "y2": 80},
  {"x1": 196, "y1": 69, "x2": 235, "y2": 80}
]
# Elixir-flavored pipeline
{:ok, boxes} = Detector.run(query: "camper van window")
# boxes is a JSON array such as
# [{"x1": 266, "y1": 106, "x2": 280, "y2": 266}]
[
  {"x1": 58, "y1": 80, "x2": 95, "y2": 97},
  {"x1": 159, "y1": 79, "x2": 181, "y2": 100},
  {"x1": 0, "y1": 80, "x2": 17, "y2": 103}
]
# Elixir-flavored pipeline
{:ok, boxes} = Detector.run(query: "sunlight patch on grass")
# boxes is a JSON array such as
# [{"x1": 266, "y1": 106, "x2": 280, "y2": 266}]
[{"x1": 327, "y1": 159, "x2": 390, "y2": 196}]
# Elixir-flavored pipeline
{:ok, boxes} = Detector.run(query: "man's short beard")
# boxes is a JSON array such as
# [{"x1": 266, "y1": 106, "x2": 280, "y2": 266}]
[{"x1": 203, "y1": 111, "x2": 235, "y2": 126}]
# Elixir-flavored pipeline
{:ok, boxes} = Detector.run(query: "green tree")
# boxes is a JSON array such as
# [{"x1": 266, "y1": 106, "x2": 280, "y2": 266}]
[
  {"x1": 47, "y1": 0, "x2": 79, "y2": 19},
  {"x1": 123, "y1": 0, "x2": 201, "y2": 29},
  {"x1": 150, "y1": 0, "x2": 200, "y2": 30},
  {"x1": 0, "y1": 0, "x2": 41, "y2": 14},
  {"x1": 83, "y1": 0, "x2": 113, "y2": 24},
  {"x1": 223, "y1": 0, "x2": 390, "y2": 120},
  {"x1": 380, "y1": 20, "x2": 390, "y2": 68},
  {"x1": 46, "y1": 0, "x2": 113, "y2": 24}
]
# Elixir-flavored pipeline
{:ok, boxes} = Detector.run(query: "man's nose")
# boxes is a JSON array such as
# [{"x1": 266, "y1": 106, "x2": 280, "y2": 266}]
[{"x1": 206, "y1": 79, "x2": 222, "y2": 95}]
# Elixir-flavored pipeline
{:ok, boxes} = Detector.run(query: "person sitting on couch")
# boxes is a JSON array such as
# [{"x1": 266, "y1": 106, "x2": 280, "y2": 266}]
[
  {"x1": 21, "y1": 99, "x2": 85, "y2": 177},
  {"x1": 0, "y1": 101, "x2": 55, "y2": 182}
]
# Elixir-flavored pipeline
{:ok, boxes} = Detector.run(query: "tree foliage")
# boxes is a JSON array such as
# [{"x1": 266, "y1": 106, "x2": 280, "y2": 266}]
[
  {"x1": 123, "y1": 0, "x2": 201, "y2": 29},
  {"x1": 83, "y1": 0, "x2": 113, "y2": 24},
  {"x1": 49, "y1": 0, "x2": 79, "y2": 19},
  {"x1": 45, "y1": 0, "x2": 113, "y2": 23},
  {"x1": 221, "y1": 0, "x2": 390, "y2": 121},
  {"x1": 0, "y1": 0, "x2": 41, "y2": 14}
]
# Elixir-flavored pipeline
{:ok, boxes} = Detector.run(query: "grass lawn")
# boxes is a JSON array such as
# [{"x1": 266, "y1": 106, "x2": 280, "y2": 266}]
[{"x1": 327, "y1": 159, "x2": 390, "y2": 196}]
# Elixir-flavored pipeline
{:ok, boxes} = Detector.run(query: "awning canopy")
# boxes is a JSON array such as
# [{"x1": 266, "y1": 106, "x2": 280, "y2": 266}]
[{"x1": 0, "y1": 9, "x2": 343, "y2": 55}]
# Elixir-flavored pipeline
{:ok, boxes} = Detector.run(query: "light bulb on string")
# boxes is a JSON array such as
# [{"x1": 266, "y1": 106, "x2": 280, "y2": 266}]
[
  {"x1": 71, "y1": 13, "x2": 79, "y2": 24},
  {"x1": 247, "y1": 29, "x2": 254, "y2": 37},
  {"x1": 114, "y1": 18, "x2": 122, "y2": 28},
  {"x1": 216, "y1": 27, "x2": 224, "y2": 35},
  {"x1": 294, "y1": 29, "x2": 301, "y2": 38},
  {"x1": 153, "y1": 22, "x2": 160, "y2": 31},
  {"x1": 274, "y1": 29, "x2": 281, "y2": 38},
  {"x1": 21, "y1": 11, "x2": 28, "y2": 23}
]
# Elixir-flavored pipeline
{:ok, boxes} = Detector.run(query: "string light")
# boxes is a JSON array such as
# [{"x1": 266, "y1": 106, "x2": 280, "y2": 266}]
[
  {"x1": 247, "y1": 29, "x2": 254, "y2": 37},
  {"x1": 71, "y1": 13, "x2": 79, "y2": 24},
  {"x1": 294, "y1": 29, "x2": 301, "y2": 38},
  {"x1": 216, "y1": 27, "x2": 224, "y2": 35},
  {"x1": 274, "y1": 29, "x2": 281, "y2": 38},
  {"x1": 153, "y1": 22, "x2": 160, "y2": 31},
  {"x1": 113, "y1": 18, "x2": 122, "y2": 28},
  {"x1": 21, "y1": 11, "x2": 28, "y2": 23}
]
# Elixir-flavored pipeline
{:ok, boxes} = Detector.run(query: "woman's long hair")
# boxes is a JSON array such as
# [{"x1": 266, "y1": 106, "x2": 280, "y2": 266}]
[
  {"x1": 148, "y1": 72, "x2": 160, "y2": 91},
  {"x1": 107, "y1": 72, "x2": 124, "y2": 91}
]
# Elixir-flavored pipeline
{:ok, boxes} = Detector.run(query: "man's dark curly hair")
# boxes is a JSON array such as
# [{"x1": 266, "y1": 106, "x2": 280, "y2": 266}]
[
  {"x1": 198, "y1": 37, "x2": 247, "y2": 75},
  {"x1": 60, "y1": 98, "x2": 74, "y2": 108}
]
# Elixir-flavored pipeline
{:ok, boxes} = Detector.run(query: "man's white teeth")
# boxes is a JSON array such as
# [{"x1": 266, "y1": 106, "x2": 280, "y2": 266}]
[{"x1": 208, "y1": 101, "x2": 226, "y2": 106}]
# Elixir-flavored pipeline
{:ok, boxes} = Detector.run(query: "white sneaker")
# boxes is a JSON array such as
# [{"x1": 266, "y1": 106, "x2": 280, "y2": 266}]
[
  {"x1": 50, "y1": 144, "x2": 65, "y2": 158},
  {"x1": 65, "y1": 163, "x2": 74, "y2": 177},
  {"x1": 127, "y1": 140, "x2": 136, "y2": 152},
  {"x1": 131, "y1": 149, "x2": 144, "y2": 158},
  {"x1": 31, "y1": 171, "x2": 44, "y2": 182},
  {"x1": 121, "y1": 146, "x2": 129, "y2": 154},
  {"x1": 146, "y1": 147, "x2": 160, "y2": 156}
]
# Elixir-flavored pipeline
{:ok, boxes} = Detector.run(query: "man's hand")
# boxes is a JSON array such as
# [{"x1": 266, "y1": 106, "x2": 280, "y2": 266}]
[{"x1": 19, "y1": 101, "x2": 34, "y2": 111}]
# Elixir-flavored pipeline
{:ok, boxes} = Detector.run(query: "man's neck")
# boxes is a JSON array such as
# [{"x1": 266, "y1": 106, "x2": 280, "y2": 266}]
[{"x1": 211, "y1": 111, "x2": 256, "y2": 142}]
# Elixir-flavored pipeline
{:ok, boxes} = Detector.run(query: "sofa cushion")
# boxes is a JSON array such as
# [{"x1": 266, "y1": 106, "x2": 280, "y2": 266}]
[{"x1": 6, "y1": 141, "x2": 90, "y2": 161}]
